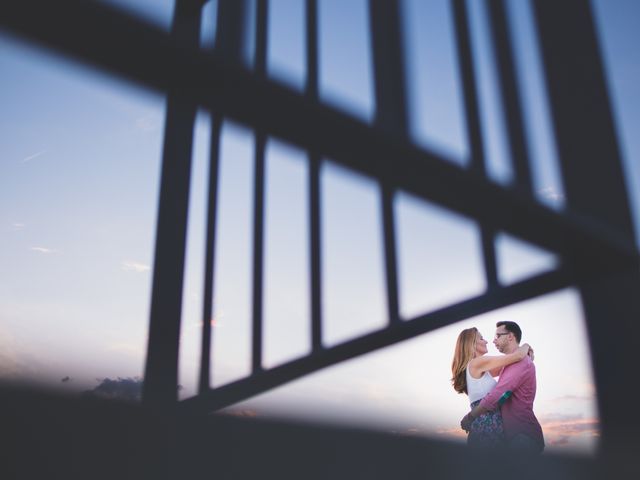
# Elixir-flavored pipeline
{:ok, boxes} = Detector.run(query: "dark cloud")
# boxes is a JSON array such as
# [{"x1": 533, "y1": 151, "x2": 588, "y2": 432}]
[
  {"x1": 83, "y1": 377, "x2": 143, "y2": 402},
  {"x1": 82, "y1": 377, "x2": 183, "y2": 402}
]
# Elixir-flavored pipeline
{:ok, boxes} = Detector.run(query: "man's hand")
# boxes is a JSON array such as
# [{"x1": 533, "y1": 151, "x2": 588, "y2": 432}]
[{"x1": 460, "y1": 413, "x2": 473, "y2": 432}]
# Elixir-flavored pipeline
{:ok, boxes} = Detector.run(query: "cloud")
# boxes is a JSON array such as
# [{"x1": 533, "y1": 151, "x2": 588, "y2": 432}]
[
  {"x1": 107, "y1": 342, "x2": 144, "y2": 357},
  {"x1": 538, "y1": 186, "x2": 565, "y2": 202},
  {"x1": 20, "y1": 150, "x2": 47, "y2": 163},
  {"x1": 30, "y1": 246, "x2": 56, "y2": 254},
  {"x1": 540, "y1": 416, "x2": 600, "y2": 448},
  {"x1": 390, "y1": 427, "x2": 425, "y2": 438},
  {"x1": 542, "y1": 417, "x2": 600, "y2": 434},
  {"x1": 431, "y1": 414, "x2": 600, "y2": 450},
  {"x1": 0, "y1": 328, "x2": 38, "y2": 379},
  {"x1": 83, "y1": 377, "x2": 143, "y2": 402},
  {"x1": 187, "y1": 312, "x2": 226, "y2": 332},
  {"x1": 434, "y1": 426, "x2": 468, "y2": 440},
  {"x1": 121, "y1": 261, "x2": 150, "y2": 273},
  {"x1": 551, "y1": 394, "x2": 594, "y2": 403},
  {"x1": 135, "y1": 114, "x2": 161, "y2": 132},
  {"x1": 540, "y1": 412, "x2": 584, "y2": 423},
  {"x1": 183, "y1": 318, "x2": 223, "y2": 337},
  {"x1": 0, "y1": 339, "x2": 22, "y2": 378},
  {"x1": 550, "y1": 436, "x2": 570, "y2": 446},
  {"x1": 9, "y1": 223, "x2": 26, "y2": 231}
]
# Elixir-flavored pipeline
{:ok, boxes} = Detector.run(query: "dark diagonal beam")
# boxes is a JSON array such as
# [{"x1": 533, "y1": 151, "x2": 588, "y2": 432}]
[
  {"x1": 180, "y1": 268, "x2": 573, "y2": 413},
  {"x1": 1, "y1": 0, "x2": 636, "y2": 281}
]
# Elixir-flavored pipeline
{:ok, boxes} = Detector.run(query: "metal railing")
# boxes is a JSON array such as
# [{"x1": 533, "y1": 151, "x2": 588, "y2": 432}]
[{"x1": 2, "y1": 0, "x2": 639, "y2": 454}]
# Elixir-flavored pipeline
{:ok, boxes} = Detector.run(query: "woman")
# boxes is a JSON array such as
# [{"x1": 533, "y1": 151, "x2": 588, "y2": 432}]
[{"x1": 451, "y1": 327, "x2": 532, "y2": 448}]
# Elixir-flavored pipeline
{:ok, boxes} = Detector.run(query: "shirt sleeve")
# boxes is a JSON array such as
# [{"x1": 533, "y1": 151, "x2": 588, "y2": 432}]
[{"x1": 479, "y1": 358, "x2": 529, "y2": 411}]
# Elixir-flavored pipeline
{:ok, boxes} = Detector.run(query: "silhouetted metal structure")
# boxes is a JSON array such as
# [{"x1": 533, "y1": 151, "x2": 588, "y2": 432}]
[{"x1": 2, "y1": 0, "x2": 639, "y2": 473}]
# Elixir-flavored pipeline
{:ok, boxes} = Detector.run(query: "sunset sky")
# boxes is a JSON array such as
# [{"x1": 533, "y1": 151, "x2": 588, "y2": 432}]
[{"x1": 1, "y1": 0, "x2": 639, "y2": 456}]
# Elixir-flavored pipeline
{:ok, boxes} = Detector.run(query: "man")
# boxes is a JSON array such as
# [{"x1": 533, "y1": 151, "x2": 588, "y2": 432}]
[{"x1": 460, "y1": 321, "x2": 544, "y2": 453}]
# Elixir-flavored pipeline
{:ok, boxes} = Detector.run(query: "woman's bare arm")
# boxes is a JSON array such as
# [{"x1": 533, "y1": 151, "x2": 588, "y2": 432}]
[{"x1": 469, "y1": 343, "x2": 531, "y2": 378}]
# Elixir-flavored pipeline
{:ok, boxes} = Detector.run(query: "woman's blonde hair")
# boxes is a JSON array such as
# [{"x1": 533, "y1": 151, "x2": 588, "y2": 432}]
[{"x1": 451, "y1": 327, "x2": 478, "y2": 394}]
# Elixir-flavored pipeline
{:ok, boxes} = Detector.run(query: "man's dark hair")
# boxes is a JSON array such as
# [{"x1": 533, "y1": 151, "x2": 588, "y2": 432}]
[{"x1": 496, "y1": 321, "x2": 522, "y2": 343}]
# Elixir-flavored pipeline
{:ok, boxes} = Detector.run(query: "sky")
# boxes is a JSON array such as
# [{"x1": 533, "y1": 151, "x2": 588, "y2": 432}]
[{"x1": 1, "y1": 0, "x2": 639, "y2": 456}]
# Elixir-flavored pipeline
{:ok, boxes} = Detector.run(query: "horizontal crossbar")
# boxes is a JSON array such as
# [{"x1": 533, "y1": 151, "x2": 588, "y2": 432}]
[
  {"x1": 1, "y1": 0, "x2": 637, "y2": 274},
  {"x1": 180, "y1": 268, "x2": 572, "y2": 414}
]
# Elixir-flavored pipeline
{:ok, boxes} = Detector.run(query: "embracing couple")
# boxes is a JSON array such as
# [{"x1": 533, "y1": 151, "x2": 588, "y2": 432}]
[{"x1": 451, "y1": 321, "x2": 544, "y2": 454}]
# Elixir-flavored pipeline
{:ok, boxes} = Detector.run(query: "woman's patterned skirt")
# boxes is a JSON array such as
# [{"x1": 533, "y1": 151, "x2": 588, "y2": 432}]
[{"x1": 467, "y1": 399, "x2": 505, "y2": 448}]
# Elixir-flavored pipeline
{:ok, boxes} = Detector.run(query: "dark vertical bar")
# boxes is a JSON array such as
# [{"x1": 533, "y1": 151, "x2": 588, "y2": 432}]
[
  {"x1": 251, "y1": 0, "x2": 268, "y2": 373},
  {"x1": 533, "y1": 0, "x2": 640, "y2": 452},
  {"x1": 255, "y1": 0, "x2": 268, "y2": 75},
  {"x1": 143, "y1": 0, "x2": 204, "y2": 409},
  {"x1": 199, "y1": 116, "x2": 222, "y2": 394},
  {"x1": 252, "y1": 135, "x2": 266, "y2": 372},
  {"x1": 369, "y1": 0, "x2": 409, "y2": 135},
  {"x1": 369, "y1": 0, "x2": 407, "y2": 324},
  {"x1": 306, "y1": 0, "x2": 323, "y2": 350},
  {"x1": 202, "y1": 0, "x2": 248, "y2": 389},
  {"x1": 452, "y1": 0, "x2": 499, "y2": 289},
  {"x1": 215, "y1": 0, "x2": 248, "y2": 61},
  {"x1": 487, "y1": 0, "x2": 533, "y2": 194},
  {"x1": 198, "y1": 0, "x2": 220, "y2": 396},
  {"x1": 308, "y1": 152, "x2": 322, "y2": 349},
  {"x1": 480, "y1": 228, "x2": 499, "y2": 288},
  {"x1": 306, "y1": 0, "x2": 319, "y2": 100}
]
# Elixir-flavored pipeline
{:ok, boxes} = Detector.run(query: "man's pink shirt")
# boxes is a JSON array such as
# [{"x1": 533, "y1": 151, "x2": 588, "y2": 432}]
[{"x1": 479, "y1": 355, "x2": 544, "y2": 446}]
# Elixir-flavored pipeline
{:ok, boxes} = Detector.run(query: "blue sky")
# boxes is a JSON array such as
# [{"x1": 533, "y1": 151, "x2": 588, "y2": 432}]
[{"x1": 1, "y1": 0, "x2": 639, "y2": 455}]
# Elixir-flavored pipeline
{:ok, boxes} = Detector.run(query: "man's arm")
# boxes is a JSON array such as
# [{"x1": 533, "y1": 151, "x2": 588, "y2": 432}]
[
  {"x1": 460, "y1": 359, "x2": 530, "y2": 431},
  {"x1": 460, "y1": 391, "x2": 512, "y2": 431}
]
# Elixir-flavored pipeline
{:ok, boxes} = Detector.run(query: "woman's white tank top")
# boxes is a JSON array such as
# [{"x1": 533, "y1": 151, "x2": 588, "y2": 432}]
[{"x1": 466, "y1": 363, "x2": 496, "y2": 404}]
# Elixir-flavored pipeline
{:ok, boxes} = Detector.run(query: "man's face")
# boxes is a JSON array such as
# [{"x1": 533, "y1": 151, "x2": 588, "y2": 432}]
[{"x1": 493, "y1": 326, "x2": 511, "y2": 353}]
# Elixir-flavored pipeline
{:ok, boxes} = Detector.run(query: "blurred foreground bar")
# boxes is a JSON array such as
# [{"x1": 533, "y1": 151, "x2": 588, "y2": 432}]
[{"x1": 2, "y1": 384, "x2": 638, "y2": 479}]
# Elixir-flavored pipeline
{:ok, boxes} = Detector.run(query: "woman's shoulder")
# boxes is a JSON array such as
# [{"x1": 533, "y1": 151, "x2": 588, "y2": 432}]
[
  {"x1": 468, "y1": 355, "x2": 488, "y2": 369},
  {"x1": 466, "y1": 358, "x2": 483, "y2": 378},
  {"x1": 466, "y1": 358, "x2": 478, "y2": 372},
  {"x1": 467, "y1": 356, "x2": 480, "y2": 367}
]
